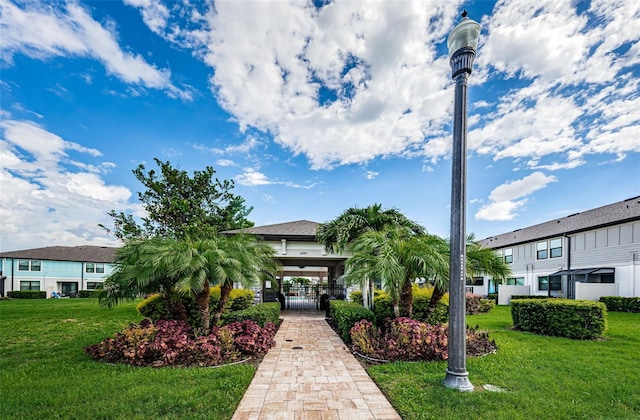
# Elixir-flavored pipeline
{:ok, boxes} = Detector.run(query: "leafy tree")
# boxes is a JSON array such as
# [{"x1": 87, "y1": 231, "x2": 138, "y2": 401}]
[
  {"x1": 346, "y1": 227, "x2": 448, "y2": 318},
  {"x1": 102, "y1": 158, "x2": 254, "y2": 240},
  {"x1": 316, "y1": 204, "x2": 425, "y2": 254},
  {"x1": 99, "y1": 234, "x2": 278, "y2": 334}
]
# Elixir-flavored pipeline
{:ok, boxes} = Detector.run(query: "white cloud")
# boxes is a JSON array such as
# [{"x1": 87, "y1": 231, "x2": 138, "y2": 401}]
[
  {"x1": 235, "y1": 168, "x2": 317, "y2": 189},
  {"x1": 475, "y1": 172, "x2": 557, "y2": 221},
  {"x1": 123, "y1": 0, "x2": 169, "y2": 34},
  {"x1": 193, "y1": 135, "x2": 261, "y2": 155},
  {"x1": 0, "y1": 118, "x2": 132, "y2": 250},
  {"x1": 195, "y1": 1, "x2": 462, "y2": 169},
  {"x1": 0, "y1": 0, "x2": 190, "y2": 98},
  {"x1": 365, "y1": 171, "x2": 379, "y2": 180},
  {"x1": 122, "y1": 0, "x2": 640, "y2": 175},
  {"x1": 216, "y1": 159, "x2": 236, "y2": 167}
]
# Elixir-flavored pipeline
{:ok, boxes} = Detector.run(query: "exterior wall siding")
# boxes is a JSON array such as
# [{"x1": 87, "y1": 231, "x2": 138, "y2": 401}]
[
  {"x1": 1, "y1": 258, "x2": 113, "y2": 296},
  {"x1": 486, "y1": 220, "x2": 640, "y2": 298}
]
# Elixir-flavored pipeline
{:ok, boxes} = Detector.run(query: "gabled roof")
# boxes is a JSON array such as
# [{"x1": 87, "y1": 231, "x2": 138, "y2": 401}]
[
  {"x1": 223, "y1": 220, "x2": 320, "y2": 240},
  {"x1": 479, "y1": 196, "x2": 640, "y2": 249},
  {"x1": 0, "y1": 246, "x2": 118, "y2": 263}
]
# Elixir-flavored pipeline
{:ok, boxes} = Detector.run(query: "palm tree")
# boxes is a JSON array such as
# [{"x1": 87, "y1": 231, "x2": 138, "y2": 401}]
[
  {"x1": 345, "y1": 227, "x2": 449, "y2": 318},
  {"x1": 422, "y1": 234, "x2": 510, "y2": 319},
  {"x1": 99, "y1": 234, "x2": 278, "y2": 334},
  {"x1": 316, "y1": 204, "x2": 425, "y2": 254}
]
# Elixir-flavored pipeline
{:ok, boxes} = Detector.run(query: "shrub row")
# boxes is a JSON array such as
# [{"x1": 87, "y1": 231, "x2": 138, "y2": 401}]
[
  {"x1": 599, "y1": 296, "x2": 640, "y2": 313},
  {"x1": 329, "y1": 300, "x2": 376, "y2": 343},
  {"x1": 511, "y1": 295, "x2": 551, "y2": 300},
  {"x1": 6, "y1": 291, "x2": 46, "y2": 299},
  {"x1": 78, "y1": 290, "x2": 100, "y2": 298},
  {"x1": 511, "y1": 299, "x2": 607, "y2": 340},
  {"x1": 220, "y1": 302, "x2": 280, "y2": 327},
  {"x1": 487, "y1": 293, "x2": 498, "y2": 303}
]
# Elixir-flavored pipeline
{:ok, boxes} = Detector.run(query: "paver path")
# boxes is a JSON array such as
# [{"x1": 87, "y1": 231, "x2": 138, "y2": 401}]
[{"x1": 232, "y1": 310, "x2": 401, "y2": 420}]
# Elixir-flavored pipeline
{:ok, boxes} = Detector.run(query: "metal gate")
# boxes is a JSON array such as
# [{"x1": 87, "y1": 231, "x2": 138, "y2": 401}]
[{"x1": 282, "y1": 284, "x2": 346, "y2": 310}]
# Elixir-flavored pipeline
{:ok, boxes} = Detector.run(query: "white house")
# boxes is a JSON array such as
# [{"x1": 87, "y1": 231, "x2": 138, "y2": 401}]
[{"x1": 477, "y1": 196, "x2": 640, "y2": 302}]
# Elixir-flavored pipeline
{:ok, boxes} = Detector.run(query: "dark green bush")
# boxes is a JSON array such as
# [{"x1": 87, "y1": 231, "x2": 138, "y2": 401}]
[
  {"x1": 329, "y1": 300, "x2": 375, "y2": 343},
  {"x1": 599, "y1": 296, "x2": 640, "y2": 313},
  {"x1": 511, "y1": 295, "x2": 550, "y2": 300},
  {"x1": 220, "y1": 302, "x2": 280, "y2": 327},
  {"x1": 78, "y1": 290, "x2": 100, "y2": 298},
  {"x1": 511, "y1": 299, "x2": 607, "y2": 339},
  {"x1": 7, "y1": 290, "x2": 46, "y2": 299},
  {"x1": 487, "y1": 293, "x2": 498, "y2": 303}
]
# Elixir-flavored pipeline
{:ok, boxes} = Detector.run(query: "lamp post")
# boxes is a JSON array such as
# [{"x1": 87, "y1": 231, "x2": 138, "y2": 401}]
[{"x1": 443, "y1": 11, "x2": 480, "y2": 392}]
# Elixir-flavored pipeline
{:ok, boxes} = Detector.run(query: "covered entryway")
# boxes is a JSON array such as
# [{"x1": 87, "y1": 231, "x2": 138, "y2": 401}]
[{"x1": 224, "y1": 220, "x2": 351, "y2": 311}]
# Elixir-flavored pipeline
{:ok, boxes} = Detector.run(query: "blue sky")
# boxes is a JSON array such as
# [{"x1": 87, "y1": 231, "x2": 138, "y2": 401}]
[{"x1": 1, "y1": 0, "x2": 639, "y2": 252}]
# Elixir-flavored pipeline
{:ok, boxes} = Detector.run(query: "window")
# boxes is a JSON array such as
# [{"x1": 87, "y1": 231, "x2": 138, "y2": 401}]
[
  {"x1": 20, "y1": 281, "x2": 40, "y2": 290},
  {"x1": 18, "y1": 260, "x2": 42, "y2": 271},
  {"x1": 600, "y1": 274, "x2": 615, "y2": 284},
  {"x1": 538, "y1": 275, "x2": 561, "y2": 291},
  {"x1": 537, "y1": 241, "x2": 548, "y2": 259},
  {"x1": 550, "y1": 238, "x2": 562, "y2": 258},
  {"x1": 466, "y1": 277, "x2": 484, "y2": 286},
  {"x1": 507, "y1": 277, "x2": 525, "y2": 286},
  {"x1": 504, "y1": 248, "x2": 513, "y2": 264},
  {"x1": 86, "y1": 282, "x2": 103, "y2": 290},
  {"x1": 86, "y1": 263, "x2": 105, "y2": 273}
]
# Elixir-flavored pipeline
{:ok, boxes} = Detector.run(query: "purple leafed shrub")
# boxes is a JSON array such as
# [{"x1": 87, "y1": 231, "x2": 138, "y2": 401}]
[
  {"x1": 350, "y1": 318, "x2": 495, "y2": 362},
  {"x1": 223, "y1": 320, "x2": 277, "y2": 355},
  {"x1": 85, "y1": 319, "x2": 276, "y2": 367}
]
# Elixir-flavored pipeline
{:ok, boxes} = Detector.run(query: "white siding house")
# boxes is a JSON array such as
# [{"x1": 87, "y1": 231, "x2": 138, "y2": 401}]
[{"x1": 478, "y1": 196, "x2": 640, "y2": 302}]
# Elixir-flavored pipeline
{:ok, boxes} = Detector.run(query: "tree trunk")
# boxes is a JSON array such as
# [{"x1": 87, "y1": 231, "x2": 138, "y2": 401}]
[
  {"x1": 195, "y1": 281, "x2": 211, "y2": 335},
  {"x1": 423, "y1": 285, "x2": 446, "y2": 322},
  {"x1": 213, "y1": 281, "x2": 233, "y2": 326},
  {"x1": 399, "y1": 280, "x2": 413, "y2": 318}
]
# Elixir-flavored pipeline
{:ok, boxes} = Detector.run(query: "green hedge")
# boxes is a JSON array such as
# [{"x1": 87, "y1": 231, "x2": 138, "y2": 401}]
[
  {"x1": 78, "y1": 290, "x2": 100, "y2": 298},
  {"x1": 7, "y1": 290, "x2": 46, "y2": 299},
  {"x1": 511, "y1": 299, "x2": 607, "y2": 340},
  {"x1": 511, "y1": 295, "x2": 551, "y2": 300},
  {"x1": 220, "y1": 302, "x2": 280, "y2": 327},
  {"x1": 329, "y1": 300, "x2": 375, "y2": 343},
  {"x1": 487, "y1": 293, "x2": 498, "y2": 303},
  {"x1": 599, "y1": 296, "x2": 640, "y2": 313}
]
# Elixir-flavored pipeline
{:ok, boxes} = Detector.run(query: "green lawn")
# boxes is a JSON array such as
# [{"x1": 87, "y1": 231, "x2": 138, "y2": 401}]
[
  {"x1": 368, "y1": 305, "x2": 640, "y2": 419},
  {"x1": 2, "y1": 300, "x2": 639, "y2": 419},
  {"x1": 0, "y1": 299, "x2": 255, "y2": 419}
]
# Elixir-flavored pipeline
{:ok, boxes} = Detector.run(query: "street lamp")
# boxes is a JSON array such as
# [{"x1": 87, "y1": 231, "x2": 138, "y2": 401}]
[{"x1": 444, "y1": 11, "x2": 480, "y2": 392}]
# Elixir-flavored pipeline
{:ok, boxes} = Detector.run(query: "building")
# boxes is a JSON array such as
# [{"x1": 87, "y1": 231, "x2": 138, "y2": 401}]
[
  {"x1": 0, "y1": 221, "x2": 350, "y2": 303},
  {"x1": 477, "y1": 196, "x2": 640, "y2": 302},
  {"x1": 3, "y1": 199, "x2": 638, "y2": 303},
  {"x1": 0, "y1": 246, "x2": 117, "y2": 297}
]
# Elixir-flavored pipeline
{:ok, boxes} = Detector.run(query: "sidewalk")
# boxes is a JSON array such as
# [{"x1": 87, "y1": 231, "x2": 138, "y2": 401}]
[{"x1": 232, "y1": 310, "x2": 401, "y2": 420}]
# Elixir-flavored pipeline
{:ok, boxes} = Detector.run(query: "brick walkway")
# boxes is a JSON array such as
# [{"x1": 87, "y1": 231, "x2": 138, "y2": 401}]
[{"x1": 232, "y1": 311, "x2": 401, "y2": 420}]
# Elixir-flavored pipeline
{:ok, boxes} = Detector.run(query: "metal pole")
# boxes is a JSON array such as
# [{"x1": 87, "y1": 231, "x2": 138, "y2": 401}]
[{"x1": 444, "y1": 46, "x2": 476, "y2": 392}]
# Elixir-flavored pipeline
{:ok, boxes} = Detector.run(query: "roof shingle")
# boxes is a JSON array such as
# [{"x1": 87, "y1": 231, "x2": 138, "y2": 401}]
[
  {"x1": 0, "y1": 246, "x2": 118, "y2": 263},
  {"x1": 479, "y1": 196, "x2": 640, "y2": 249}
]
